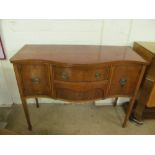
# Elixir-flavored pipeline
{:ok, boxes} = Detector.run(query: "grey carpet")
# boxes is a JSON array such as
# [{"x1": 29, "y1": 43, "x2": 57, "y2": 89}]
[{"x1": 6, "y1": 103, "x2": 155, "y2": 135}]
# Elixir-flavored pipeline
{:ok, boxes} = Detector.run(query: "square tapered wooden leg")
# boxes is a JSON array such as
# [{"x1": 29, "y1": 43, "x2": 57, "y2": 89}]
[{"x1": 21, "y1": 98, "x2": 32, "y2": 130}]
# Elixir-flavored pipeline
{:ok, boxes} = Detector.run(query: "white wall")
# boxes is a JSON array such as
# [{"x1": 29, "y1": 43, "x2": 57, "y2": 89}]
[
  {"x1": 0, "y1": 19, "x2": 155, "y2": 106},
  {"x1": 0, "y1": 20, "x2": 12, "y2": 107}
]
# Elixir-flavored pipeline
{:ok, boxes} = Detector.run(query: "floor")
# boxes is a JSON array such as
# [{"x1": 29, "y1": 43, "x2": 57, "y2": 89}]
[{"x1": 6, "y1": 103, "x2": 155, "y2": 135}]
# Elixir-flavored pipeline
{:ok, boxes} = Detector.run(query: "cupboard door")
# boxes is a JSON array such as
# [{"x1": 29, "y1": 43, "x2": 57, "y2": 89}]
[
  {"x1": 108, "y1": 64, "x2": 142, "y2": 96},
  {"x1": 18, "y1": 64, "x2": 51, "y2": 96}
]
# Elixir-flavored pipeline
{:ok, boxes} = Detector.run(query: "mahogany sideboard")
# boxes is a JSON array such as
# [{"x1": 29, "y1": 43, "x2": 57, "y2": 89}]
[
  {"x1": 10, "y1": 45, "x2": 148, "y2": 130},
  {"x1": 133, "y1": 42, "x2": 155, "y2": 122}
]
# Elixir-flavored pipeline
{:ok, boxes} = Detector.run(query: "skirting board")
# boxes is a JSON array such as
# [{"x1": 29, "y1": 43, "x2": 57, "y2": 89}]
[{"x1": 12, "y1": 97, "x2": 130, "y2": 106}]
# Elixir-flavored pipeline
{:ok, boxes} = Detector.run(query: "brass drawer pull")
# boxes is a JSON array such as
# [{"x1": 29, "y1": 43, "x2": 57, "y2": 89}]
[
  {"x1": 61, "y1": 72, "x2": 69, "y2": 80},
  {"x1": 31, "y1": 78, "x2": 40, "y2": 84},
  {"x1": 119, "y1": 78, "x2": 127, "y2": 87},
  {"x1": 95, "y1": 72, "x2": 102, "y2": 79}
]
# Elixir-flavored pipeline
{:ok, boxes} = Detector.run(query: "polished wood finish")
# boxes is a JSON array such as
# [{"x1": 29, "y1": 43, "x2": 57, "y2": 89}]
[
  {"x1": 54, "y1": 81, "x2": 107, "y2": 101},
  {"x1": 133, "y1": 42, "x2": 155, "y2": 122},
  {"x1": 13, "y1": 64, "x2": 32, "y2": 130},
  {"x1": 10, "y1": 45, "x2": 148, "y2": 130},
  {"x1": 107, "y1": 64, "x2": 142, "y2": 96},
  {"x1": 18, "y1": 63, "x2": 51, "y2": 96},
  {"x1": 10, "y1": 45, "x2": 146, "y2": 64},
  {"x1": 53, "y1": 66, "x2": 110, "y2": 82}
]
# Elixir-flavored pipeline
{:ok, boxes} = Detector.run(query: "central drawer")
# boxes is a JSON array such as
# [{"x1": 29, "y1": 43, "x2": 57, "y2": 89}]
[
  {"x1": 53, "y1": 66, "x2": 110, "y2": 82},
  {"x1": 54, "y1": 81, "x2": 107, "y2": 101}
]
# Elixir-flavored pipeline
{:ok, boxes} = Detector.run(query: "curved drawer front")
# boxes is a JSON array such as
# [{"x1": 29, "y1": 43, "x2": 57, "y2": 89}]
[
  {"x1": 54, "y1": 81, "x2": 107, "y2": 101},
  {"x1": 53, "y1": 66, "x2": 110, "y2": 82}
]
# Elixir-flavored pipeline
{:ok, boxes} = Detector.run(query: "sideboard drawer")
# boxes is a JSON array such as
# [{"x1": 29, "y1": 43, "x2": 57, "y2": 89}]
[
  {"x1": 54, "y1": 81, "x2": 107, "y2": 101},
  {"x1": 53, "y1": 66, "x2": 110, "y2": 82},
  {"x1": 18, "y1": 64, "x2": 51, "y2": 96}
]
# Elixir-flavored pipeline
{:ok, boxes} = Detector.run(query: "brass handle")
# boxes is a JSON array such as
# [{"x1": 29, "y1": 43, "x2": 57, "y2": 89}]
[
  {"x1": 61, "y1": 72, "x2": 69, "y2": 80},
  {"x1": 119, "y1": 78, "x2": 127, "y2": 87},
  {"x1": 95, "y1": 72, "x2": 101, "y2": 79},
  {"x1": 31, "y1": 78, "x2": 40, "y2": 84}
]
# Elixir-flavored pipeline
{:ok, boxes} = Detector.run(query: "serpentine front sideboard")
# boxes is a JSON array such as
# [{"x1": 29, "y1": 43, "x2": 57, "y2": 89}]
[{"x1": 10, "y1": 45, "x2": 148, "y2": 130}]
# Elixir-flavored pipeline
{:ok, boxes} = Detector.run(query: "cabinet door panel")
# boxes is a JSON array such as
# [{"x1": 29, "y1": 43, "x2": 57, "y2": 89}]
[
  {"x1": 18, "y1": 64, "x2": 51, "y2": 96},
  {"x1": 108, "y1": 64, "x2": 142, "y2": 96}
]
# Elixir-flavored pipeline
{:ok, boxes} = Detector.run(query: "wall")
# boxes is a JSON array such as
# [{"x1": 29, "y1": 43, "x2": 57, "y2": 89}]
[
  {"x1": 0, "y1": 19, "x2": 155, "y2": 106},
  {"x1": 0, "y1": 20, "x2": 12, "y2": 107}
]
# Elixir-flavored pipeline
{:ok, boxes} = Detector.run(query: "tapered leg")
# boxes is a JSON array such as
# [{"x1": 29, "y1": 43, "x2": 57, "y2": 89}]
[
  {"x1": 113, "y1": 97, "x2": 118, "y2": 107},
  {"x1": 122, "y1": 97, "x2": 135, "y2": 128},
  {"x1": 122, "y1": 65, "x2": 146, "y2": 128},
  {"x1": 35, "y1": 98, "x2": 39, "y2": 108},
  {"x1": 21, "y1": 98, "x2": 32, "y2": 130}
]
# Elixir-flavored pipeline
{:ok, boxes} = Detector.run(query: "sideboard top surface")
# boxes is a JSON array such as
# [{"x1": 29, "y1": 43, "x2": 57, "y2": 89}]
[{"x1": 10, "y1": 45, "x2": 147, "y2": 65}]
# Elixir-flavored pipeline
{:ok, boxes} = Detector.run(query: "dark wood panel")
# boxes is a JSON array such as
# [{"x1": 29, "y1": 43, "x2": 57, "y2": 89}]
[
  {"x1": 54, "y1": 81, "x2": 107, "y2": 101},
  {"x1": 53, "y1": 66, "x2": 110, "y2": 82},
  {"x1": 107, "y1": 64, "x2": 142, "y2": 96},
  {"x1": 18, "y1": 64, "x2": 51, "y2": 96}
]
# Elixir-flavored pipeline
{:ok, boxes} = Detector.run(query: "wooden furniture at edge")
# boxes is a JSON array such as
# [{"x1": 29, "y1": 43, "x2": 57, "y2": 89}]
[
  {"x1": 10, "y1": 45, "x2": 148, "y2": 130},
  {"x1": 133, "y1": 42, "x2": 155, "y2": 122}
]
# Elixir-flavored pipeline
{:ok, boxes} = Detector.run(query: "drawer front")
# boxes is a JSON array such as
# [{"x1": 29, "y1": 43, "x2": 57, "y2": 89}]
[
  {"x1": 107, "y1": 64, "x2": 142, "y2": 96},
  {"x1": 18, "y1": 64, "x2": 51, "y2": 96},
  {"x1": 54, "y1": 81, "x2": 107, "y2": 101},
  {"x1": 54, "y1": 66, "x2": 110, "y2": 82}
]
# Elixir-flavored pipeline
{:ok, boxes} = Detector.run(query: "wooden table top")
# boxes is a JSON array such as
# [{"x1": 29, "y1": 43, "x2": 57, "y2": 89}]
[{"x1": 10, "y1": 45, "x2": 147, "y2": 65}]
